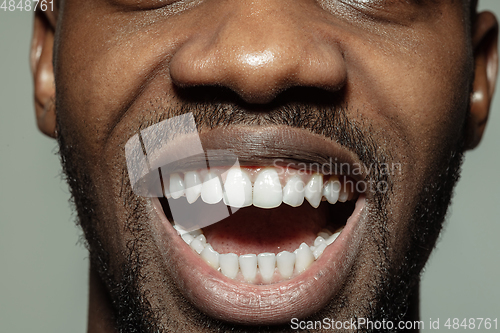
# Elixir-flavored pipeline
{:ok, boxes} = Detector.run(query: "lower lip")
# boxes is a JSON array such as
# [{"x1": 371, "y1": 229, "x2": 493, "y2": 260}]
[{"x1": 150, "y1": 196, "x2": 366, "y2": 324}]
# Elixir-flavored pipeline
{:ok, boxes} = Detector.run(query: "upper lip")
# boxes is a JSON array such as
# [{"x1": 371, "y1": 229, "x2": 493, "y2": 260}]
[
  {"x1": 143, "y1": 124, "x2": 368, "y2": 324},
  {"x1": 147, "y1": 124, "x2": 367, "y2": 181}
]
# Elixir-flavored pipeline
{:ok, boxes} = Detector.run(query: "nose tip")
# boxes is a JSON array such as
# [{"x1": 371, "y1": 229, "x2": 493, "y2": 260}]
[
  {"x1": 169, "y1": 3, "x2": 347, "y2": 104},
  {"x1": 233, "y1": 50, "x2": 277, "y2": 103}
]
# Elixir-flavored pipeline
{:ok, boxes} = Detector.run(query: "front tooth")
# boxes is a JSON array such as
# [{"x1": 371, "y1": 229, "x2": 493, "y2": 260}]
[
  {"x1": 184, "y1": 171, "x2": 203, "y2": 204},
  {"x1": 323, "y1": 177, "x2": 340, "y2": 204},
  {"x1": 326, "y1": 231, "x2": 340, "y2": 245},
  {"x1": 294, "y1": 243, "x2": 315, "y2": 273},
  {"x1": 312, "y1": 243, "x2": 327, "y2": 260},
  {"x1": 253, "y1": 168, "x2": 283, "y2": 209},
  {"x1": 223, "y1": 168, "x2": 252, "y2": 208},
  {"x1": 169, "y1": 173, "x2": 185, "y2": 199},
  {"x1": 276, "y1": 251, "x2": 295, "y2": 279},
  {"x1": 201, "y1": 172, "x2": 223, "y2": 204},
  {"x1": 200, "y1": 244, "x2": 220, "y2": 269},
  {"x1": 239, "y1": 254, "x2": 258, "y2": 282},
  {"x1": 305, "y1": 173, "x2": 323, "y2": 208},
  {"x1": 219, "y1": 253, "x2": 239, "y2": 279},
  {"x1": 282, "y1": 176, "x2": 305, "y2": 207},
  {"x1": 257, "y1": 253, "x2": 276, "y2": 282}
]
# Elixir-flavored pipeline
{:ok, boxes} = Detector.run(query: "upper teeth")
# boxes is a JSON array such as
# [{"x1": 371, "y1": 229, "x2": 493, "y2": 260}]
[
  {"x1": 164, "y1": 167, "x2": 354, "y2": 209},
  {"x1": 174, "y1": 224, "x2": 343, "y2": 283}
]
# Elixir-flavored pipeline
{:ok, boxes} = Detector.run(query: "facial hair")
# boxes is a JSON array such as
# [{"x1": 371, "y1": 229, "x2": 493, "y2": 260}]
[{"x1": 56, "y1": 86, "x2": 466, "y2": 332}]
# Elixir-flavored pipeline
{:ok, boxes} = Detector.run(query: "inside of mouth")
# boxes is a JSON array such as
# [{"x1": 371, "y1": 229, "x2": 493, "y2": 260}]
[
  {"x1": 157, "y1": 166, "x2": 358, "y2": 284},
  {"x1": 160, "y1": 199, "x2": 354, "y2": 254}
]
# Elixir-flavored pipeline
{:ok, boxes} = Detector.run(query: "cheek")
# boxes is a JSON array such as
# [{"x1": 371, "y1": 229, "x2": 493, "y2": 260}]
[
  {"x1": 55, "y1": 5, "x2": 193, "y2": 158},
  {"x1": 346, "y1": 24, "x2": 471, "y2": 173},
  {"x1": 339, "y1": 22, "x2": 472, "y2": 250},
  {"x1": 381, "y1": 54, "x2": 470, "y2": 153}
]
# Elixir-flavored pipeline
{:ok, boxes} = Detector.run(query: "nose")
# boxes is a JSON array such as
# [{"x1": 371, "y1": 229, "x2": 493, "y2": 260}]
[{"x1": 169, "y1": 0, "x2": 347, "y2": 104}]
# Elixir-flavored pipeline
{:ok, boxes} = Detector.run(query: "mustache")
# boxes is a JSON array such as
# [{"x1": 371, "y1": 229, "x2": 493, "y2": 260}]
[{"x1": 135, "y1": 86, "x2": 392, "y2": 179}]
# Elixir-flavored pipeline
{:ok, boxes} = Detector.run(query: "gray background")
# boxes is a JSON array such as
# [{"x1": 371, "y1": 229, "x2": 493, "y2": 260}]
[{"x1": 1, "y1": 2, "x2": 499, "y2": 332}]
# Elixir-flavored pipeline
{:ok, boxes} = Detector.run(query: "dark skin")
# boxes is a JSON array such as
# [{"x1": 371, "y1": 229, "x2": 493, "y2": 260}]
[{"x1": 32, "y1": 0, "x2": 498, "y2": 332}]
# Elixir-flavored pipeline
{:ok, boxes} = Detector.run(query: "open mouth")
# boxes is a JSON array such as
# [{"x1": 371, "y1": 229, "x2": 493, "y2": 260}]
[
  {"x1": 158, "y1": 166, "x2": 359, "y2": 284},
  {"x1": 138, "y1": 125, "x2": 368, "y2": 324}
]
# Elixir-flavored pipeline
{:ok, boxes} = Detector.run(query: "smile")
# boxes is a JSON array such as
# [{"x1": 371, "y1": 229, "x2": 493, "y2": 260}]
[
  {"x1": 146, "y1": 126, "x2": 369, "y2": 324},
  {"x1": 160, "y1": 167, "x2": 358, "y2": 284}
]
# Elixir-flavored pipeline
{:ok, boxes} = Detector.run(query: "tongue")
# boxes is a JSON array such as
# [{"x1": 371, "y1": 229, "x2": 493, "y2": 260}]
[{"x1": 203, "y1": 204, "x2": 329, "y2": 255}]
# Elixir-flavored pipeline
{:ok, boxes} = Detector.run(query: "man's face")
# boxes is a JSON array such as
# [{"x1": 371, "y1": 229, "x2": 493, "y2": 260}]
[{"x1": 32, "y1": 0, "x2": 498, "y2": 331}]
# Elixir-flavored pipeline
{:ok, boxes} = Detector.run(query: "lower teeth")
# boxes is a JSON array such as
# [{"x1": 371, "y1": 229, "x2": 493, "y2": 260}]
[{"x1": 174, "y1": 224, "x2": 343, "y2": 284}]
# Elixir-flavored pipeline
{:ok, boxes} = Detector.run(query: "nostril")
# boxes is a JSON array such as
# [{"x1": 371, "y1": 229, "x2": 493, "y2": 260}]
[
  {"x1": 233, "y1": 85, "x2": 285, "y2": 105},
  {"x1": 174, "y1": 85, "x2": 344, "y2": 113},
  {"x1": 174, "y1": 85, "x2": 247, "y2": 105},
  {"x1": 174, "y1": 84, "x2": 285, "y2": 108}
]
